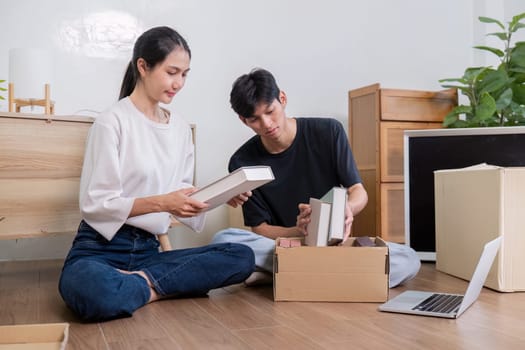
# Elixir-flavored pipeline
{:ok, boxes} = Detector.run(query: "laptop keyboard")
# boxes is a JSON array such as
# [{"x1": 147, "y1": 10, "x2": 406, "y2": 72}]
[{"x1": 412, "y1": 294, "x2": 463, "y2": 314}]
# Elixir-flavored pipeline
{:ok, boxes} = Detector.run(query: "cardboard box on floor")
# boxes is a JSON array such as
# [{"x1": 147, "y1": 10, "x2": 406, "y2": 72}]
[
  {"x1": 0, "y1": 323, "x2": 69, "y2": 350},
  {"x1": 434, "y1": 164, "x2": 525, "y2": 292},
  {"x1": 273, "y1": 237, "x2": 389, "y2": 302}
]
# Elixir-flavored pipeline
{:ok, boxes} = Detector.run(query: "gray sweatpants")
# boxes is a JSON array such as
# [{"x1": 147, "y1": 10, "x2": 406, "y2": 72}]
[{"x1": 211, "y1": 228, "x2": 421, "y2": 288}]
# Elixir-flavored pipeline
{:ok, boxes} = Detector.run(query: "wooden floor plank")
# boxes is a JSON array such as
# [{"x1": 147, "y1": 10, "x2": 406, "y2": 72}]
[
  {"x1": 1, "y1": 260, "x2": 525, "y2": 350},
  {"x1": 106, "y1": 338, "x2": 176, "y2": 350},
  {"x1": 149, "y1": 298, "x2": 250, "y2": 349},
  {"x1": 67, "y1": 323, "x2": 109, "y2": 350},
  {"x1": 0, "y1": 260, "x2": 40, "y2": 289},
  {"x1": 193, "y1": 287, "x2": 281, "y2": 330},
  {"x1": 101, "y1": 303, "x2": 176, "y2": 346},
  {"x1": 232, "y1": 325, "x2": 326, "y2": 350},
  {"x1": 0, "y1": 288, "x2": 39, "y2": 324}
]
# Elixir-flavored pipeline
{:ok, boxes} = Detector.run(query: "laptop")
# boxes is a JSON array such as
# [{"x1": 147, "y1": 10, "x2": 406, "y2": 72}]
[{"x1": 379, "y1": 236, "x2": 502, "y2": 319}]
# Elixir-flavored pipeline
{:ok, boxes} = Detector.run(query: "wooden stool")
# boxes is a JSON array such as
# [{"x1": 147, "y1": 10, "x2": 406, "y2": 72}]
[{"x1": 8, "y1": 83, "x2": 55, "y2": 115}]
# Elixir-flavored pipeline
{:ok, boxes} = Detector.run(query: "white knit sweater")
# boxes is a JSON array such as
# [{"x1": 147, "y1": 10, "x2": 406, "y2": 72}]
[{"x1": 79, "y1": 97, "x2": 204, "y2": 240}]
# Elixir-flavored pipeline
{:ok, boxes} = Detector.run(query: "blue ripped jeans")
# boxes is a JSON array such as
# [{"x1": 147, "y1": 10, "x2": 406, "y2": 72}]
[{"x1": 59, "y1": 221, "x2": 255, "y2": 322}]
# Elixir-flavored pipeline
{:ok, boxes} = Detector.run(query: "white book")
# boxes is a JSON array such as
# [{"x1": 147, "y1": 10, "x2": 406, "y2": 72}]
[
  {"x1": 321, "y1": 187, "x2": 347, "y2": 244},
  {"x1": 305, "y1": 198, "x2": 331, "y2": 247},
  {"x1": 190, "y1": 166, "x2": 274, "y2": 211}
]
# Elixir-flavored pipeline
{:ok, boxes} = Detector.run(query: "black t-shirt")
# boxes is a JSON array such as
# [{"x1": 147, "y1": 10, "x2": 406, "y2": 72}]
[{"x1": 229, "y1": 117, "x2": 362, "y2": 228}]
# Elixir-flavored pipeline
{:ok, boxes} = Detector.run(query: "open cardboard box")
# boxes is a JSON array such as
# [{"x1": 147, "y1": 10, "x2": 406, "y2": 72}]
[
  {"x1": 274, "y1": 237, "x2": 389, "y2": 302},
  {"x1": 0, "y1": 323, "x2": 69, "y2": 350}
]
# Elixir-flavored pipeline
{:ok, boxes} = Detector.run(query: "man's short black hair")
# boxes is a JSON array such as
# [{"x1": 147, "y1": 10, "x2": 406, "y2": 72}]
[{"x1": 230, "y1": 68, "x2": 280, "y2": 118}]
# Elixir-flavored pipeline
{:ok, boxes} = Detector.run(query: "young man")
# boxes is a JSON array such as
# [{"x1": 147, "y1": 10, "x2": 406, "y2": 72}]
[{"x1": 212, "y1": 68, "x2": 420, "y2": 287}]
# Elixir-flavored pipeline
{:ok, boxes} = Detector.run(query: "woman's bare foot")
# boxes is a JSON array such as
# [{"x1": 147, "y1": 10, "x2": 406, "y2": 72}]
[{"x1": 118, "y1": 269, "x2": 161, "y2": 303}]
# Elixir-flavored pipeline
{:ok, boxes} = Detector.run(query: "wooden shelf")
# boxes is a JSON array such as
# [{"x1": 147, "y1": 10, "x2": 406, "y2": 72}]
[{"x1": 348, "y1": 84, "x2": 457, "y2": 243}]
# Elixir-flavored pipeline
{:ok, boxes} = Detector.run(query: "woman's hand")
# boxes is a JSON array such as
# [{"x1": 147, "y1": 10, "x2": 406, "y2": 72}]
[
  {"x1": 296, "y1": 203, "x2": 311, "y2": 236},
  {"x1": 164, "y1": 187, "x2": 209, "y2": 217},
  {"x1": 227, "y1": 191, "x2": 252, "y2": 208}
]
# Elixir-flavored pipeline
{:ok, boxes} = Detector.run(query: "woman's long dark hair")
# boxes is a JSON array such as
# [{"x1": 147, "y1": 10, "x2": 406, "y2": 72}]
[{"x1": 119, "y1": 26, "x2": 191, "y2": 100}]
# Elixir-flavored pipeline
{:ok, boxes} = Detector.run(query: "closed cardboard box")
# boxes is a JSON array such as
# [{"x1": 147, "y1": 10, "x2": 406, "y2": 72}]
[
  {"x1": 434, "y1": 164, "x2": 525, "y2": 292},
  {"x1": 273, "y1": 237, "x2": 389, "y2": 302},
  {"x1": 0, "y1": 323, "x2": 69, "y2": 349}
]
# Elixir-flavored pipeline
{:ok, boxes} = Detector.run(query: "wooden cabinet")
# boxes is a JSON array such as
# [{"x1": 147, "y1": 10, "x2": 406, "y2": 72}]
[
  {"x1": 0, "y1": 112, "x2": 94, "y2": 239},
  {"x1": 348, "y1": 84, "x2": 457, "y2": 243}
]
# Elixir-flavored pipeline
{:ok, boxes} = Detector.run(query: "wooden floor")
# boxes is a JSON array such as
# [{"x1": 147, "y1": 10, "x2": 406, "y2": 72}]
[{"x1": 1, "y1": 259, "x2": 525, "y2": 350}]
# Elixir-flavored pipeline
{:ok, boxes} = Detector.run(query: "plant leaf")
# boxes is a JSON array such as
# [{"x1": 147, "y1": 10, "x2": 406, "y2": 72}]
[
  {"x1": 512, "y1": 84, "x2": 525, "y2": 104},
  {"x1": 510, "y1": 102, "x2": 525, "y2": 120},
  {"x1": 479, "y1": 16, "x2": 505, "y2": 30},
  {"x1": 463, "y1": 66, "x2": 491, "y2": 83},
  {"x1": 510, "y1": 44, "x2": 525, "y2": 68},
  {"x1": 439, "y1": 84, "x2": 464, "y2": 89},
  {"x1": 511, "y1": 72, "x2": 525, "y2": 83},
  {"x1": 495, "y1": 88, "x2": 513, "y2": 110},
  {"x1": 442, "y1": 114, "x2": 457, "y2": 128},
  {"x1": 474, "y1": 45, "x2": 504, "y2": 57},
  {"x1": 442, "y1": 86, "x2": 472, "y2": 99},
  {"x1": 439, "y1": 78, "x2": 467, "y2": 84},
  {"x1": 442, "y1": 105, "x2": 472, "y2": 127},
  {"x1": 511, "y1": 12, "x2": 525, "y2": 22},
  {"x1": 486, "y1": 32, "x2": 508, "y2": 41},
  {"x1": 479, "y1": 69, "x2": 508, "y2": 94},
  {"x1": 510, "y1": 12, "x2": 525, "y2": 32},
  {"x1": 450, "y1": 118, "x2": 471, "y2": 128},
  {"x1": 443, "y1": 113, "x2": 461, "y2": 128},
  {"x1": 475, "y1": 92, "x2": 497, "y2": 121},
  {"x1": 452, "y1": 105, "x2": 472, "y2": 115},
  {"x1": 512, "y1": 23, "x2": 525, "y2": 32}
]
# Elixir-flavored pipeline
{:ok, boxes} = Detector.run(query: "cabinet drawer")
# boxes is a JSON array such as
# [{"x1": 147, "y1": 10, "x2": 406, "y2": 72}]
[
  {"x1": 0, "y1": 115, "x2": 92, "y2": 239},
  {"x1": 380, "y1": 88, "x2": 457, "y2": 122},
  {"x1": 380, "y1": 121, "x2": 442, "y2": 182},
  {"x1": 380, "y1": 183, "x2": 405, "y2": 243}
]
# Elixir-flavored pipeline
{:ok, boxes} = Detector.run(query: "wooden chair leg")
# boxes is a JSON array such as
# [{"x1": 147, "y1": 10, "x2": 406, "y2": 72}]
[
  {"x1": 44, "y1": 84, "x2": 51, "y2": 115},
  {"x1": 8, "y1": 83, "x2": 14, "y2": 112},
  {"x1": 157, "y1": 234, "x2": 173, "y2": 252}
]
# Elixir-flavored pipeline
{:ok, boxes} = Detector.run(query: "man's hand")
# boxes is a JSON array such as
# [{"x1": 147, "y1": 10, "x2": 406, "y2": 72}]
[
  {"x1": 296, "y1": 203, "x2": 311, "y2": 236},
  {"x1": 340, "y1": 183, "x2": 368, "y2": 243},
  {"x1": 342, "y1": 202, "x2": 354, "y2": 243},
  {"x1": 227, "y1": 191, "x2": 252, "y2": 208}
]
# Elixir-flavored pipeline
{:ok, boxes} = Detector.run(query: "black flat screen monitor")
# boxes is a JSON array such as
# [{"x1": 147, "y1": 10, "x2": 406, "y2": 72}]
[{"x1": 404, "y1": 126, "x2": 525, "y2": 260}]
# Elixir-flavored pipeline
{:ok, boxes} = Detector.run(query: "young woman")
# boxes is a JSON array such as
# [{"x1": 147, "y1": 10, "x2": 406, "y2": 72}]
[{"x1": 59, "y1": 26, "x2": 255, "y2": 322}]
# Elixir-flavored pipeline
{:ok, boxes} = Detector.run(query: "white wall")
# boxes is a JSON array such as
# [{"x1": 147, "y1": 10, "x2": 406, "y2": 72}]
[{"x1": 1, "y1": 0, "x2": 522, "y2": 260}]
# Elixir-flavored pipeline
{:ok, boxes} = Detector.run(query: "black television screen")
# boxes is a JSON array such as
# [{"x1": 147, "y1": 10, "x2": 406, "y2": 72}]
[{"x1": 404, "y1": 126, "x2": 525, "y2": 260}]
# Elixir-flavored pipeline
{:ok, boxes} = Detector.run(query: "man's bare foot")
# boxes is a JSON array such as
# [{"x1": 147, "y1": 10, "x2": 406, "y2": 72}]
[{"x1": 118, "y1": 269, "x2": 160, "y2": 303}]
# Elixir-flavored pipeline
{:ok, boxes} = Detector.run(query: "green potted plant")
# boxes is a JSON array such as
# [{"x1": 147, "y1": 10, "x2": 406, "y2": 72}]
[{"x1": 439, "y1": 12, "x2": 525, "y2": 127}]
